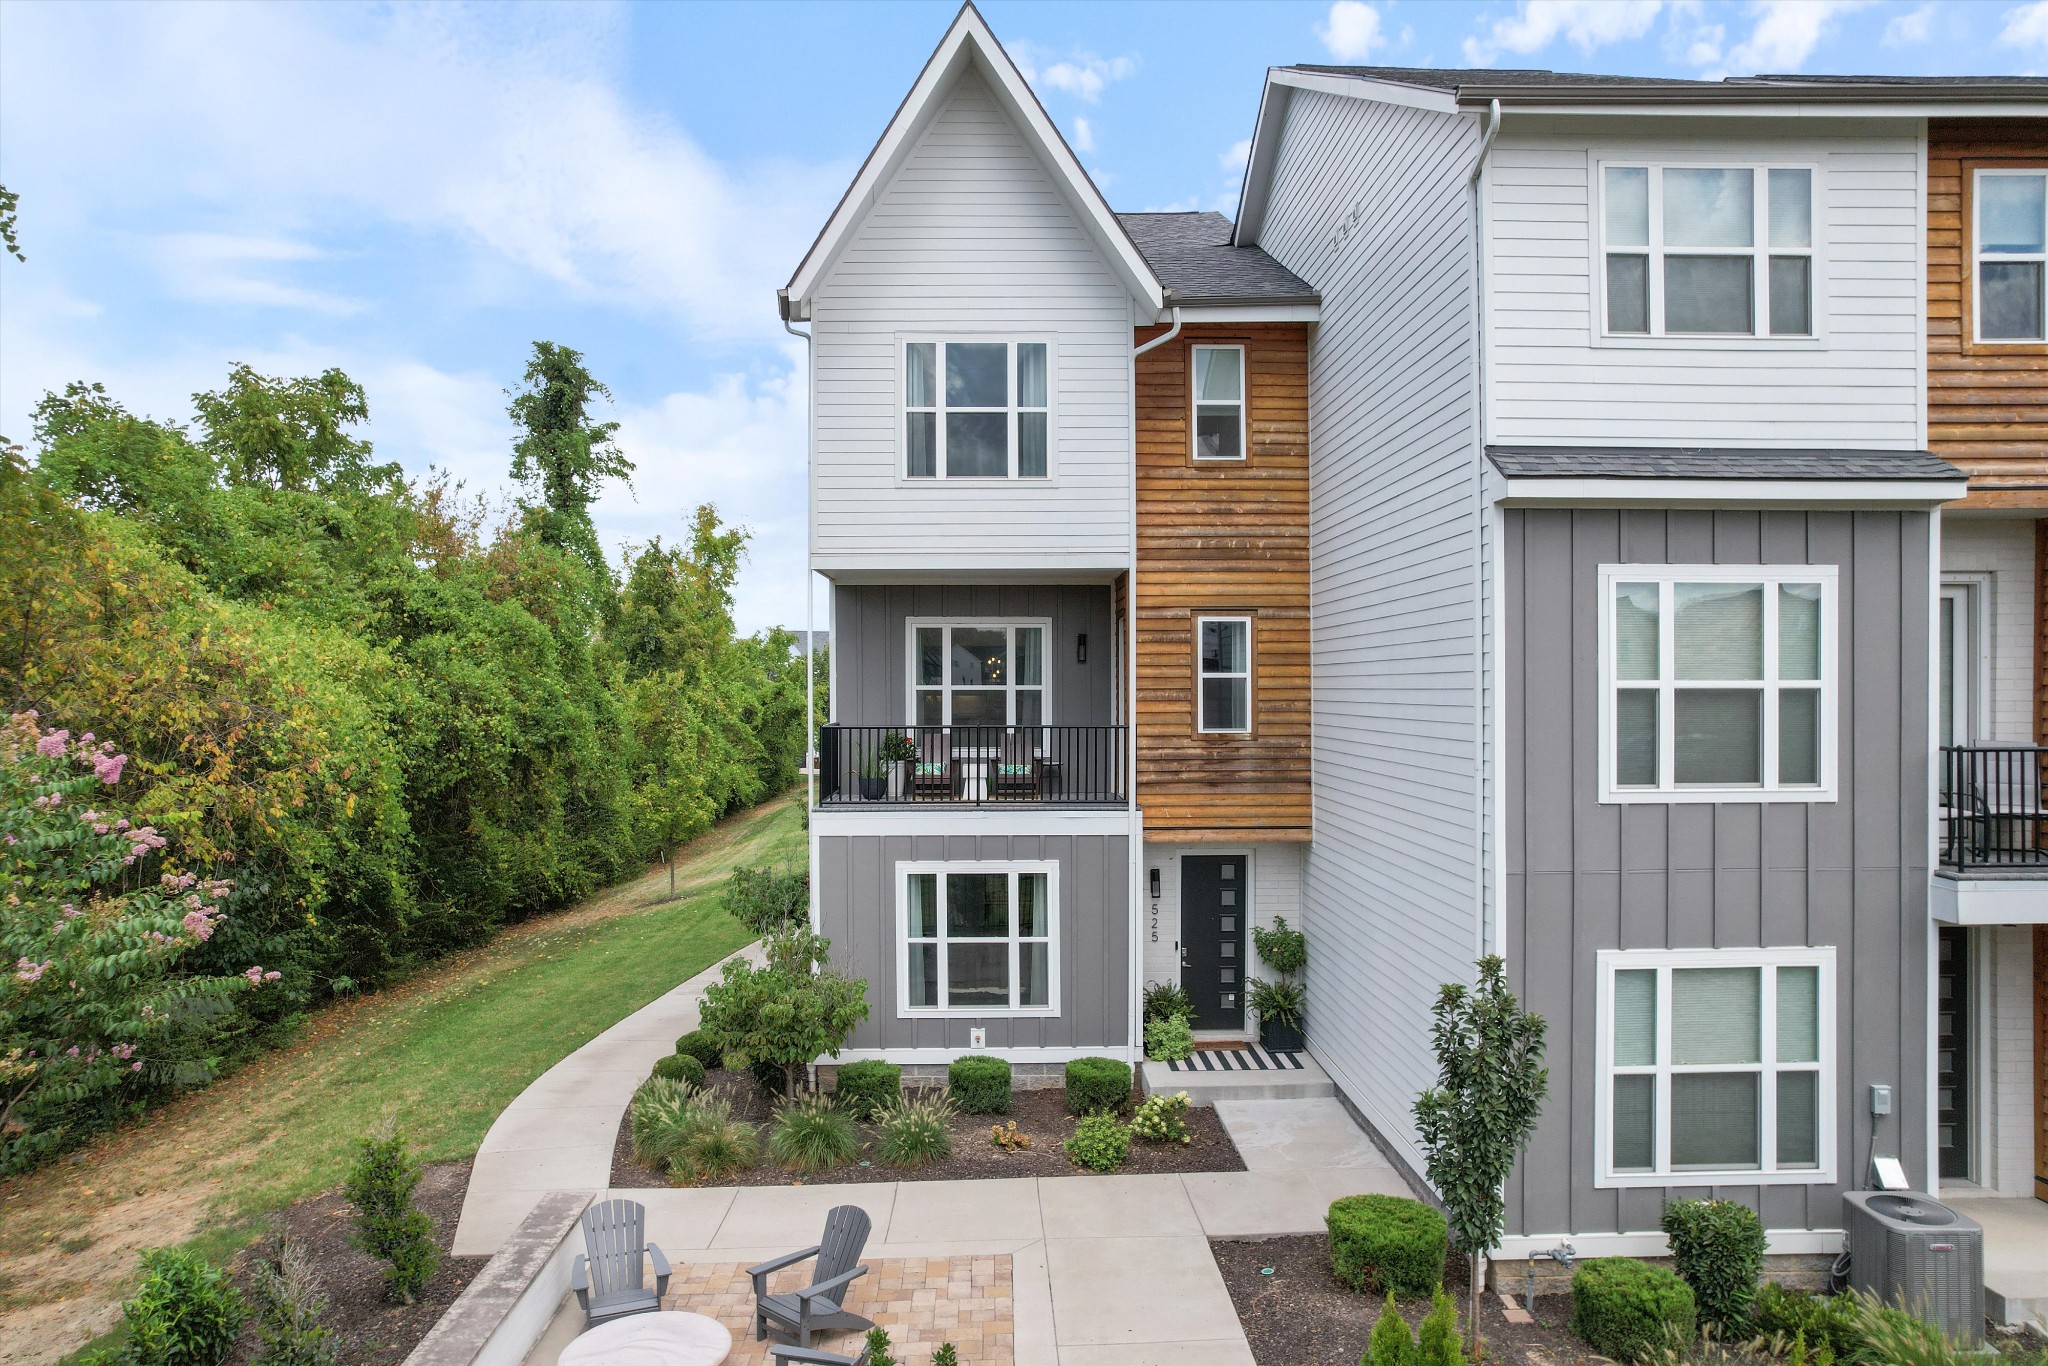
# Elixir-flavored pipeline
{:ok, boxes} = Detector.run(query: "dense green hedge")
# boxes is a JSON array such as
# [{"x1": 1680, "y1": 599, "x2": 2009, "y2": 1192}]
[
  {"x1": 1571, "y1": 1258, "x2": 1696, "y2": 1363},
  {"x1": 948, "y1": 1055, "x2": 1012, "y2": 1115},
  {"x1": 1326, "y1": 1195, "x2": 1447, "y2": 1297},
  {"x1": 1063, "y1": 1057, "x2": 1132, "y2": 1115},
  {"x1": 833, "y1": 1060, "x2": 901, "y2": 1121}
]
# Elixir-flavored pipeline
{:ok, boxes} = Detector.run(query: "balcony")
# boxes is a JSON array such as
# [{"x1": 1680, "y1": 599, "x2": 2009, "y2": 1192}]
[
  {"x1": 816, "y1": 725, "x2": 1127, "y2": 808},
  {"x1": 1934, "y1": 745, "x2": 2048, "y2": 926}
]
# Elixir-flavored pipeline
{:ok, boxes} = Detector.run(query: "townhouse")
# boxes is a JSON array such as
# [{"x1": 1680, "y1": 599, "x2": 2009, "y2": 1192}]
[{"x1": 782, "y1": 1, "x2": 2045, "y2": 1276}]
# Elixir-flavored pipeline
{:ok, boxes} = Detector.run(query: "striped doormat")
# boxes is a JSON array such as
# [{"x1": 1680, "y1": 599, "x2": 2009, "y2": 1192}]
[{"x1": 1164, "y1": 1044, "x2": 1304, "y2": 1073}]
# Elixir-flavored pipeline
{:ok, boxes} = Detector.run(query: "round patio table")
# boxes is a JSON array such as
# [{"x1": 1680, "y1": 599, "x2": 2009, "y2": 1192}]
[{"x1": 557, "y1": 1310, "x2": 732, "y2": 1366}]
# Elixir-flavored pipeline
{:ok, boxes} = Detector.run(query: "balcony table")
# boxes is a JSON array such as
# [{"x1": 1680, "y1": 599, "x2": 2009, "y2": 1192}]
[{"x1": 556, "y1": 1310, "x2": 732, "y2": 1366}]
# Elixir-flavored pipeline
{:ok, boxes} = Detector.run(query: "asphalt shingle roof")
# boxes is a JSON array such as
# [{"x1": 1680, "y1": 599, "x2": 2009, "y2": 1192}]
[
  {"x1": 1289, "y1": 65, "x2": 2048, "y2": 99},
  {"x1": 1487, "y1": 445, "x2": 1966, "y2": 482},
  {"x1": 1117, "y1": 211, "x2": 1318, "y2": 306}
]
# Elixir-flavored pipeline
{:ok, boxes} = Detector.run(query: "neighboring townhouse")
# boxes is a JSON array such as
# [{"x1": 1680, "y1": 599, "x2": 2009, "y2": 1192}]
[{"x1": 1924, "y1": 112, "x2": 2048, "y2": 1203}]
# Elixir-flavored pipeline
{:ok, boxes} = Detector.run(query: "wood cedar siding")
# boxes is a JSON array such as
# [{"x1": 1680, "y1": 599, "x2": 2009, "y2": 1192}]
[
  {"x1": 1930, "y1": 119, "x2": 2048, "y2": 510},
  {"x1": 1132, "y1": 322, "x2": 1312, "y2": 841},
  {"x1": 1503, "y1": 507, "x2": 1931, "y2": 1237}
]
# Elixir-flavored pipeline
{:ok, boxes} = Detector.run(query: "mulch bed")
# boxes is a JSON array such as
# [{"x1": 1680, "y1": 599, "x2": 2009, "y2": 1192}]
[
  {"x1": 610, "y1": 1069, "x2": 1245, "y2": 1187},
  {"x1": 1212, "y1": 1233, "x2": 1609, "y2": 1366},
  {"x1": 225, "y1": 1159, "x2": 488, "y2": 1366}
]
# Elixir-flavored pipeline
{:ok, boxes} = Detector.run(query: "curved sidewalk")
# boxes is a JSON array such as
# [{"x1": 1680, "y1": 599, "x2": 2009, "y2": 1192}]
[{"x1": 451, "y1": 942, "x2": 763, "y2": 1256}]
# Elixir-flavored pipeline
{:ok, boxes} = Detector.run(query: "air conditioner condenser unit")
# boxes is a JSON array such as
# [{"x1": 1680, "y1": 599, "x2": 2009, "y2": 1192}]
[{"x1": 1842, "y1": 1190, "x2": 1984, "y2": 1345}]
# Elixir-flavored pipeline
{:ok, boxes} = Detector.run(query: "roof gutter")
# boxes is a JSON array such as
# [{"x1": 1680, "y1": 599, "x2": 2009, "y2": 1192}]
[
  {"x1": 1132, "y1": 305, "x2": 1183, "y2": 357},
  {"x1": 1451, "y1": 83, "x2": 2048, "y2": 107}
]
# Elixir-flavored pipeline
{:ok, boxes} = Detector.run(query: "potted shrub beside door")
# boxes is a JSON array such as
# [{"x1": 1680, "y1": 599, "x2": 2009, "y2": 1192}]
[
  {"x1": 878, "y1": 731, "x2": 918, "y2": 802},
  {"x1": 1250, "y1": 916, "x2": 1309, "y2": 1052}
]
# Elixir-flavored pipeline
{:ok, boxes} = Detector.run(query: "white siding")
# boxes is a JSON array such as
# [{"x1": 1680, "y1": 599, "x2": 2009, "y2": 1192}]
[
  {"x1": 1141, "y1": 841, "x2": 1304, "y2": 1038},
  {"x1": 1942, "y1": 517, "x2": 2038, "y2": 745},
  {"x1": 1983, "y1": 926, "x2": 2037, "y2": 1197},
  {"x1": 1254, "y1": 88, "x2": 1484, "y2": 1173},
  {"x1": 1486, "y1": 117, "x2": 1922, "y2": 447},
  {"x1": 809, "y1": 69, "x2": 1135, "y2": 572}
]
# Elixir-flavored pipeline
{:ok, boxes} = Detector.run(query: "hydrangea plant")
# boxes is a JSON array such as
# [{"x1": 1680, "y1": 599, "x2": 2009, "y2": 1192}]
[{"x1": 1, "y1": 711, "x2": 274, "y2": 1169}]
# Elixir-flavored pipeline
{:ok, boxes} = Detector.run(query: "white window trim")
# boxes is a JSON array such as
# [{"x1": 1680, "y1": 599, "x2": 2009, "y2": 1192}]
[
  {"x1": 1971, "y1": 168, "x2": 2048, "y2": 345},
  {"x1": 1195, "y1": 615, "x2": 1253, "y2": 735},
  {"x1": 905, "y1": 618, "x2": 1053, "y2": 727},
  {"x1": 1592, "y1": 158, "x2": 1826, "y2": 344},
  {"x1": 897, "y1": 861, "x2": 1060, "y2": 1018},
  {"x1": 1595, "y1": 946, "x2": 1838, "y2": 1189},
  {"x1": 898, "y1": 336, "x2": 1055, "y2": 481},
  {"x1": 1596, "y1": 564, "x2": 1839, "y2": 804},
  {"x1": 1189, "y1": 344, "x2": 1248, "y2": 462}
]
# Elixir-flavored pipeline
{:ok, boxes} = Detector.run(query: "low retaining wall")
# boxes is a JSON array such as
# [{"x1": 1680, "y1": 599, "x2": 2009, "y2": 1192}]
[{"x1": 406, "y1": 1191, "x2": 592, "y2": 1366}]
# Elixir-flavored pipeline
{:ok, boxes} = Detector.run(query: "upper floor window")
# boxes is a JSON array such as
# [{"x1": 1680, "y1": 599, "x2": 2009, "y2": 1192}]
[
  {"x1": 1598, "y1": 566, "x2": 1836, "y2": 803},
  {"x1": 1192, "y1": 345, "x2": 1246, "y2": 460},
  {"x1": 910, "y1": 620, "x2": 1046, "y2": 726},
  {"x1": 1975, "y1": 170, "x2": 2047, "y2": 342},
  {"x1": 904, "y1": 340, "x2": 1049, "y2": 479},
  {"x1": 1597, "y1": 947, "x2": 1835, "y2": 1187},
  {"x1": 1197, "y1": 616, "x2": 1251, "y2": 734},
  {"x1": 1601, "y1": 164, "x2": 1814, "y2": 338}
]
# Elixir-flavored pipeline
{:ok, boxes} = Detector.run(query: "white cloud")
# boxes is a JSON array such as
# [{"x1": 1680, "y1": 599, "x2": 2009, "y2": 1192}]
[
  {"x1": 1012, "y1": 46, "x2": 1137, "y2": 103},
  {"x1": 1315, "y1": 2, "x2": 1387, "y2": 61},
  {"x1": 1071, "y1": 116, "x2": 1096, "y2": 154},
  {"x1": 153, "y1": 233, "x2": 368, "y2": 316},
  {"x1": 2001, "y1": 0, "x2": 2048, "y2": 50},
  {"x1": 1462, "y1": 0, "x2": 1664, "y2": 65},
  {"x1": 1882, "y1": 3, "x2": 1935, "y2": 46},
  {"x1": 1221, "y1": 139, "x2": 1252, "y2": 173},
  {"x1": 1718, "y1": 0, "x2": 1875, "y2": 76}
]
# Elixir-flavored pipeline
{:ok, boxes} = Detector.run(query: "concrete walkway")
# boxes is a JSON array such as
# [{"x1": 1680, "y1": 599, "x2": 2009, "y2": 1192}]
[
  {"x1": 516, "y1": 1097, "x2": 1408, "y2": 1366},
  {"x1": 1948, "y1": 1196, "x2": 2048, "y2": 1330},
  {"x1": 452, "y1": 943, "x2": 763, "y2": 1257}
]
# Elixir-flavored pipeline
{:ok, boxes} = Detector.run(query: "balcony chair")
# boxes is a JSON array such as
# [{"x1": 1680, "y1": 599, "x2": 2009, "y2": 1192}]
[
  {"x1": 911, "y1": 728, "x2": 958, "y2": 800},
  {"x1": 989, "y1": 727, "x2": 1042, "y2": 800},
  {"x1": 749, "y1": 1204, "x2": 874, "y2": 1347},
  {"x1": 570, "y1": 1198, "x2": 670, "y2": 1329}
]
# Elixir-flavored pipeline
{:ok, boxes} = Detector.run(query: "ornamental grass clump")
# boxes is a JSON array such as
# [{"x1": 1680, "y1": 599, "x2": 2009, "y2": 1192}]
[
  {"x1": 1064, "y1": 1112, "x2": 1130, "y2": 1172},
  {"x1": 250, "y1": 1237, "x2": 337, "y2": 1366},
  {"x1": 629, "y1": 1075, "x2": 700, "y2": 1169},
  {"x1": 345, "y1": 1122, "x2": 440, "y2": 1304},
  {"x1": 669, "y1": 1110, "x2": 760, "y2": 1184},
  {"x1": 1130, "y1": 1090, "x2": 1193, "y2": 1144},
  {"x1": 1660, "y1": 1198, "x2": 1766, "y2": 1337},
  {"x1": 770, "y1": 1093, "x2": 861, "y2": 1174},
  {"x1": 116, "y1": 1247, "x2": 248, "y2": 1366},
  {"x1": 875, "y1": 1092, "x2": 955, "y2": 1168},
  {"x1": 1570, "y1": 1257, "x2": 1696, "y2": 1364},
  {"x1": 1326, "y1": 1194, "x2": 1447, "y2": 1298},
  {"x1": 1063, "y1": 1056, "x2": 1132, "y2": 1115}
]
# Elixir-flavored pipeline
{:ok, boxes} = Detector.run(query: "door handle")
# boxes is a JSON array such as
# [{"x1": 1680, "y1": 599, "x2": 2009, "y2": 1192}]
[{"x1": 1180, "y1": 946, "x2": 1189, "y2": 968}]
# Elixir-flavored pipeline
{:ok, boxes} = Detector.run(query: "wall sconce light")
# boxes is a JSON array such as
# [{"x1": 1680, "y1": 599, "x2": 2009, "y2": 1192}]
[
  {"x1": 1076, "y1": 633, "x2": 1088, "y2": 664},
  {"x1": 1148, "y1": 867, "x2": 1161, "y2": 899}
]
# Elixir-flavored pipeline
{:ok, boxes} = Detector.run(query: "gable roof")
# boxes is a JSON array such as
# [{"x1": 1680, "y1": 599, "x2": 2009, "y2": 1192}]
[
  {"x1": 1116, "y1": 212, "x2": 1317, "y2": 306},
  {"x1": 781, "y1": 3, "x2": 1162, "y2": 320}
]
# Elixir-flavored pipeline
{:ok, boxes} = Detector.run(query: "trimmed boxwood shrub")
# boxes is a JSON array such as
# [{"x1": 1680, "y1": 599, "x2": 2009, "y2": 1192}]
[
  {"x1": 1064, "y1": 1056, "x2": 1132, "y2": 1115},
  {"x1": 948, "y1": 1055, "x2": 1012, "y2": 1115},
  {"x1": 1326, "y1": 1194, "x2": 1448, "y2": 1298},
  {"x1": 674, "y1": 1030, "x2": 723, "y2": 1070},
  {"x1": 653, "y1": 1053, "x2": 706, "y2": 1088},
  {"x1": 1661, "y1": 1198, "x2": 1766, "y2": 1336},
  {"x1": 1571, "y1": 1257, "x2": 1697, "y2": 1364},
  {"x1": 833, "y1": 1060, "x2": 902, "y2": 1121}
]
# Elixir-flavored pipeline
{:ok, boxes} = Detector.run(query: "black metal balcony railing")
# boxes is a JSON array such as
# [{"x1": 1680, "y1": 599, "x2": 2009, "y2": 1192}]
[
  {"x1": 1939, "y1": 745, "x2": 2048, "y2": 870},
  {"x1": 816, "y1": 725, "x2": 1127, "y2": 807}
]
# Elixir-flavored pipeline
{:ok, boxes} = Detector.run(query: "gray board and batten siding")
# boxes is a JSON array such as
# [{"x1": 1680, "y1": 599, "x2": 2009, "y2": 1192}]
[
  {"x1": 829, "y1": 583, "x2": 1115, "y2": 728},
  {"x1": 1245, "y1": 85, "x2": 1488, "y2": 1174},
  {"x1": 814, "y1": 832, "x2": 1132, "y2": 1053},
  {"x1": 1502, "y1": 507, "x2": 1931, "y2": 1238}
]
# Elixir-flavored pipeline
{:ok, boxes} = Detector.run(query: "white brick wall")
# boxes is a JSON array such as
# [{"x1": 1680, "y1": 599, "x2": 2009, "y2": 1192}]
[
  {"x1": 1983, "y1": 926, "x2": 2038, "y2": 1197},
  {"x1": 1139, "y1": 842, "x2": 1304, "y2": 1036},
  {"x1": 1941, "y1": 517, "x2": 2036, "y2": 745}
]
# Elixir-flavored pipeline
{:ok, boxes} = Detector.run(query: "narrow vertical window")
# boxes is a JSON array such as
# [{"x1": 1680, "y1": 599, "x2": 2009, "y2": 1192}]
[
  {"x1": 1604, "y1": 166, "x2": 1650, "y2": 334},
  {"x1": 1767, "y1": 168, "x2": 1814, "y2": 335},
  {"x1": 1192, "y1": 345, "x2": 1246, "y2": 460},
  {"x1": 1017, "y1": 343, "x2": 1049, "y2": 477},
  {"x1": 946, "y1": 342, "x2": 1009, "y2": 478},
  {"x1": 1198, "y1": 616, "x2": 1251, "y2": 734},
  {"x1": 905, "y1": 342, "x2": 937, "y2": 477},
  {"x1": 1976, "y1": 170, "x2": 2048, "y2": 342}
]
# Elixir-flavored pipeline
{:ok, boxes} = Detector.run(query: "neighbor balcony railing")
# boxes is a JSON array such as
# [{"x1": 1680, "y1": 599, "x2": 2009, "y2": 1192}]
[
  {"x1": 1938, "y1": 744, "x2": 2048, "y2": 871},
  {"x1": 815, "y1": 725, "x2": 1127, "y2": 807}
]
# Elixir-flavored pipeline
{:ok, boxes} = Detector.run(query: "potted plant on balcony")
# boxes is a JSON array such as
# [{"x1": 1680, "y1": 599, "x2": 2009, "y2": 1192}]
[
  {"x1": 1250, "y1": 916, "x2": 1308, "y2": 1051},
  {"x1": 857, "y1": 752, "x2": 887, "y2": 801},
  {"x1": 878, "y1": 731, "x2": 918, "y2": 802}
]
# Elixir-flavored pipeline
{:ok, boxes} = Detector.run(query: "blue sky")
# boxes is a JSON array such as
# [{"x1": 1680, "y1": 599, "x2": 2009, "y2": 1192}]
[{"x1": 4, "y1": 0, "x2": 2043, "y2": 631}]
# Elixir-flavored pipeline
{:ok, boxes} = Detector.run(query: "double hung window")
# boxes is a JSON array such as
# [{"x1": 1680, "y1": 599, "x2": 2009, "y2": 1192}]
[
  {"x1": 1600, "y1": 566, "x2": 1835, "y2": 802},
  {"x1": 901, "y1": 864, "x2": 1057, "y2": 1014},
  {"x1": 911, "y1": 621, "x2": 1047, "y2": 726},
  {"x1": 1191, "y1": 345, "x2": 1246, "y2": 460},
  {"x1": 904, "y1": 340, "x2": 1050, "y2": 478},
  {"x1": 1975, "y1": 170, "x2": 2047, "y2": 342},
  {"x1": 1197, "y1": 617, "x2": 1251, "y2": 734},
  {"x1": 1602, "y1": 164, "x2": 1814, "y2": 337},
  {"x1": 1598, "y1": 948, "x2": 1834, "y2": 1185}
]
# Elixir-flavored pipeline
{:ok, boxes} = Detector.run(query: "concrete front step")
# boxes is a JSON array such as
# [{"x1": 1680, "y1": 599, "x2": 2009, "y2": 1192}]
[{"x1": 1141, "y1": 1048, "x2": 1336, "y2": 1104}]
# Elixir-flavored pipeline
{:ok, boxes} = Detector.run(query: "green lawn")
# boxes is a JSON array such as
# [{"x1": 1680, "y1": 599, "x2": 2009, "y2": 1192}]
[{"x1": 2, "y1": 792, "x2": 804, "y2": 1358}]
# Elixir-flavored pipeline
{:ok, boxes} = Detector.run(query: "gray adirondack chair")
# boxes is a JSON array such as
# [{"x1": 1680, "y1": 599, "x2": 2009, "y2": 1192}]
[
  {"x1": 770, "y1": 1347, "x2": 870, "y2": 1366},
  {"x1": 570, "y1": 1198, "x2": 671, "y2": 1328},
  {"x1": 748, "y1": 1204, "x2": 873, "y2": 1347}
]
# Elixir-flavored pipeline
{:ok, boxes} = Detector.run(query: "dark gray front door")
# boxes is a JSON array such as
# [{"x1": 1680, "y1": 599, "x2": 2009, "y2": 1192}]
[
  {"x1": 1181, "y1": 856, "x2": 1246, "y2": 1031},
  {"x1": 1938, "y1": 926, "x2": 1970, "y2": 1181}
]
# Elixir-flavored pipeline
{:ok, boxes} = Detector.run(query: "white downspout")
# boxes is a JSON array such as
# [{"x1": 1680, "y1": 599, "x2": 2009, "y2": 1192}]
[
  {"x1": 1466, "y1": 100, "x2": 1500, "y2": 964},
  {"x1": 782, "y1": 295, "x2": 818, "y2": 821}
]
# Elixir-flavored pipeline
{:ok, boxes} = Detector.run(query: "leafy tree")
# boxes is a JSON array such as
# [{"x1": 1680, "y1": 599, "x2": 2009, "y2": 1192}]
[
  {"x1": 0, "y1": 183, "x2": 22, "y2": 262},
  {"x1": 507, "y1": 341, "x2": 632, "y2": 588},
  {"x1": 345, "y1": 1122, "x2": 440, "y2": 1304},
  {"x1": 697, "y1": 925, "x2": 869, "y2": 1097},
  {"x1": 191, "y1": 364, "x2": 398, "y2": 495},
  {"x1": 1413, "y1": 955, "x2": 1548, "y2": 1352}
]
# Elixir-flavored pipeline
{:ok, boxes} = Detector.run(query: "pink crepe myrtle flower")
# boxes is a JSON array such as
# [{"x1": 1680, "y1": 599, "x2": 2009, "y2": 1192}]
[
  {"x1": 182, "y1": 908, "x2": 216, "y2": 941},
  {"x1": 131, "y1": 1060, "x2": 143, "y2": 1072},
  {"x1": 94, "y1": 752, "x2": 127, "y2": 785},
  {"x1": 14, "y1": 958, "x2": 50, "y2": 984},
  {"x1": 243, "y1": 966, "x2": 280, "y2": 985},
  {"x1": 36, "y1": 730, "x2": 69, "y2": 758}
]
